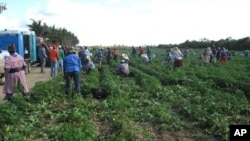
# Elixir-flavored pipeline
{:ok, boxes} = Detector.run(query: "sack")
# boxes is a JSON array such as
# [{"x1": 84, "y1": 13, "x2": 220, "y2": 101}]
[{"x1": 91, "y1": 87, "x2": 109, "y2": 99}]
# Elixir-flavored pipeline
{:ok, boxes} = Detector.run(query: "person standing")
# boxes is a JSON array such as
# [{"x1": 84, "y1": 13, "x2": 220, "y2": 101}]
[
  {"x1": 106, "y1": 47, "x2": 112, "y2": 65},
  {"x1": 172, "y1": 47, "x2": 183, "y2": 69},
  {"x1": 63, "y1": 47, "x2": 82, "y2": 96},
  {"x1": 202, "y1": 47, "x2": 212, "y2": 63},
  {"x1": 112, "y1": 48, "x2": 119, "y2": 62},
  {"x1": 49, "y1": 46, "x2": 59, "y2": 77},
  {"x1": 95, "y1": 48, "x2": 103, "y2": 69},
  {"x1": 58, "y1": 45, "x2": 65, "y2": 74},
  {"x1": 220, "y1": 47, "x2": 228, "y2": 63},
  {"x1": 37, "y1": 43, "x2": 48, "y2": 73},
  {"x1": 2, "y1": 44, "x2": 29, "y2": 101},
  {"x1": 146, "y1": 46, "x2": 151, "y2": 59},
  {"x1": 78, "y1": 46, "x2": 85, "y2": 66},
  {"x1": 138, "y1": 46, "x2": 144, "y2": 57},
  {"x1": 131, "y1": 46, "x2": 137, "y2": 57}
]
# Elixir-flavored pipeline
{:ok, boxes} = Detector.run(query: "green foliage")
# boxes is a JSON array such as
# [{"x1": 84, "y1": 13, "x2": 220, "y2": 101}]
[{"x1": 0, "y1": 48, "x2": 250, "y2": 141}]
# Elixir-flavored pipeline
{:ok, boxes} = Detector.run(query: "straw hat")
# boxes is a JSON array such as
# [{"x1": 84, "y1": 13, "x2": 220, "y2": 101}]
[
  {"x1": 122, "y1": 54, "x2": 129, "y2": 60},
  {"x1": 173, "y1": 47, "x2": 181, "y2": 54}
]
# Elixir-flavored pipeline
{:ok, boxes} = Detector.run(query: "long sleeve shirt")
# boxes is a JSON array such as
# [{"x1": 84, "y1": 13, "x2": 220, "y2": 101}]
[
  {"x1": 63, "y1": 53, "x2": 82, "y2": 73},
  {"x1": 49, "y1": 49, "x2": 59, "y2": 62},
  {"x1": 38, "y1": 47, "x2": 47, "y2": 59},
  {"x1": 117, "y1": 63, "x2": 129, "y2": 75}
]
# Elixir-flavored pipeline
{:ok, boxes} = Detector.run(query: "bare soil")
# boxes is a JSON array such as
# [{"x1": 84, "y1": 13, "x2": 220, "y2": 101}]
[{"x1": 0, "y1": 66, "x2": 52, "y2": 104}]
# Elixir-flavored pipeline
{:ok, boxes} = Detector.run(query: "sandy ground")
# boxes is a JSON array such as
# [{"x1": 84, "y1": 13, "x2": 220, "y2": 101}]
[{"x1": 0, "y1": 66, "x2": 52, "y2": 104}]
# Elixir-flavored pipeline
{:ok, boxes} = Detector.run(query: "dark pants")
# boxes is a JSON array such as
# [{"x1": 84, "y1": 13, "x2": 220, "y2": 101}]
[
  {"x1": 40, "y1": 57, "x2": 46, "y2": 73},
  {"x1": 80, "y1": 58, "x2": 85, "y2": 66},
  {"x1": 174, "y1": 60, "x2": 183, "y2": 69},
  {"x1": 65, "y1": 71, "x2": 80, "y2": 95}
]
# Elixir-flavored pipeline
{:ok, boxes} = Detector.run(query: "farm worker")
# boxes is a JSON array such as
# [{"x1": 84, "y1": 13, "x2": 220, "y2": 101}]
[
  {"x1": 131, "y1": 46, "x2": 137, "y2": 57},
  {"x1": 78, "y1": 46, "x2": 85, "y2": 66},
  {"x1": 138, "y1": 46, "x2": 144, "y2": 57},
  {"x1": 220, "y1": 47, "x2": 228, "y2": 63},
  {"x1": 117, "y1": 59, "x2": 129, "y2": 76},
  {"x1": 141, "y1": 54, "x2": 149, "y2": 63},
  {"x1": 172, "y1": 47, "x2": 183, "y2": 69},
  {"x1": 211, "y1": 45, "x2": 217, "y2": 57},
  {"x1": 146, "y1": 46, "x2": 151, "y2": 59},
  {"x1": 94, "y1": 48, "x2": 103, "y2": 69},
  {"x1": 83, "y1": 46, "x2": 91, "y2": 65},
  {"x1": 216, "y1": 47, "x2": 221, "y2": 60},
  {"x1": 58, "y1": 45, "x2": 65, "y2": 74},
  {"x1": 244, "y1": 50, "x2": 249, "y2": 58},
  {"x1": 85, "y1": 56, "x2": 95, "y2": 74},
  {"x1": 38, "y1": 43, "x2": 48, "y2": 73},
  {"x1": 49, "y1": 45, "x2": 59, "y2": 77},
  {"x1": 183, "y1": 48, "x2": 190, "y2": 58},
  {"x1": 112, "y1": 48, "x2": 119, "y2": 62},
  {"x1": 106, "y1": 47, "x2": 112, "y2": 65},
  {"x1": 2, "y1": 44, "x2": 29, "y2": 101},
  {"x1": 165, "y1": 48, "x2": 173, "y2": 64},
  {"x1": 202, "y1": 47, "x2": 212, "y2": 63},
  {"x1": 63, "y1": 47, "x2": 82, "y2": 96}
]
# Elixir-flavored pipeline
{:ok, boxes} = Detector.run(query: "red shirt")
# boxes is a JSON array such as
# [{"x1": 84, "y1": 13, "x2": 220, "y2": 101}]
[
  {"x1": 49, "y1": 49, "x2": 59, "y2": 62},
  {"x1": 139, "y1": 48, "x2": 144, "y2": 54}
]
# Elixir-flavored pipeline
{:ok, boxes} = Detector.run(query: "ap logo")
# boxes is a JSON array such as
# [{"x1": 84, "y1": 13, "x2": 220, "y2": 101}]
[{"x1": 230, "y1": 125, "x2": 250, "y2": 141}]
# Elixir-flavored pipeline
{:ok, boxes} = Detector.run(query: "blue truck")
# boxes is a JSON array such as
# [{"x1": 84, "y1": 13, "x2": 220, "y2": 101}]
[{"x1": 0, "y1": 30, "x2": 37, "y2": 83}]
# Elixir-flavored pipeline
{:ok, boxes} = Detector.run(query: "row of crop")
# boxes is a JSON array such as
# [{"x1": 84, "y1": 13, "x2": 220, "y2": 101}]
[
  {"x1": 126, "y1": 53, "x2": 250, "y2": 141},
  {"x1": 0, "y1": 73, "x2": 99, "y2": 140},
  {"x1": 109, "y1": 61, "x2": 213, "y2": 139},
  {"x1": 87, "y1": 65, "x2": 156, "y2": 140}
]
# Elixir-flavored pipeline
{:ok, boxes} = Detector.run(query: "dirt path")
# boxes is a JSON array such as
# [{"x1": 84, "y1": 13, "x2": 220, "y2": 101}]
[{"x1": 0, "y1": 66, "x2": 52, "y2": 104}]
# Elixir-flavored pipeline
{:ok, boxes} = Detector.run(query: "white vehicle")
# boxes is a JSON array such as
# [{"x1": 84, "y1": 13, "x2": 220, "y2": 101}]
[{"x1": 0, "y1": 50, "x2": 10, "y2": 84}]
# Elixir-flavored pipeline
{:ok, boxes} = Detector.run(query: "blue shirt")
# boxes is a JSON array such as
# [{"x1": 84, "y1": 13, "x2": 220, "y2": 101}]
[{"x1": 63, "y1": 53, "x2": 82, "y2": 73}]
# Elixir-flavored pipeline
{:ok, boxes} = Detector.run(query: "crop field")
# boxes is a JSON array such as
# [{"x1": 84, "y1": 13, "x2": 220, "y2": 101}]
[{"x1": 0, "y1": 47, "x2": 250, "y2": 141}]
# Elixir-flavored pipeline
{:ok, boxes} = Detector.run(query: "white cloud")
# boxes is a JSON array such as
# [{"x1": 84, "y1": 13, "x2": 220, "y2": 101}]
[{"x1": 1, "y1": 0, "x2": 250, "y2": 46}]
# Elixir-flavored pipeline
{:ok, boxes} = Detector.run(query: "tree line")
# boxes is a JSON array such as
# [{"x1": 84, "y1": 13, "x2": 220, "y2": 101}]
[
  {"x1": 158, "y1": 37, "x2": 250, "y2": 51},
  {"x1": 27, "y1": 19, "x2": 79, "y2": 46}
]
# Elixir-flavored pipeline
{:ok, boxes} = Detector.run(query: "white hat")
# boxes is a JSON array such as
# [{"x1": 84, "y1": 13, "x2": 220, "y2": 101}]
[
  {"x1": 122, "y1": 54, "x2": 129, "y2": 60},
  {"x1": 58, "y1": 45, "x2": 62, "y2": 48},
  {"x1": 173, "y1": 47, "x2": 181, "y2": 54},
  {"x1": 141, "y1": 54, "x2": 148, "y2": 58}
]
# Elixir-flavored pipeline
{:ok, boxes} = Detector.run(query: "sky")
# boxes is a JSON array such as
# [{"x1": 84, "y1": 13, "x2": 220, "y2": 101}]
[{"x1": 0, "y1": 0, "x2": 250, "y2": 46}]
